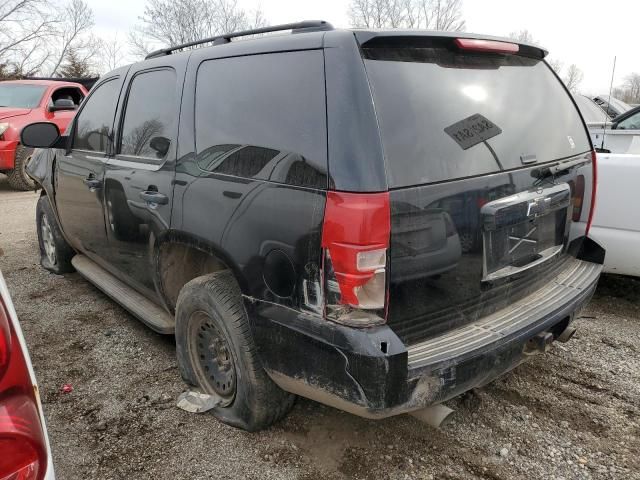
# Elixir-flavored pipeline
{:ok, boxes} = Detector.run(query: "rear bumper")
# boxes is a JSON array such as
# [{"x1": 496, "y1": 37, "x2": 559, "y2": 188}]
[
  {"x1": 250, "y1": 255, "x2": 602, "y2": 419},
  {"x1": 0, "y1": 140, "x2": 18, "y2": 170}
]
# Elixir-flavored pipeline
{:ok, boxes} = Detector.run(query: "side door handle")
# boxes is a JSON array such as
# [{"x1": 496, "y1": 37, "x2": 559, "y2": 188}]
[
  {"x1": 83, "y1": 175, "x2": 102, "y2": 190},
  {"x1": 139, "y1": 190, "x2": 169, "y2": 205}
]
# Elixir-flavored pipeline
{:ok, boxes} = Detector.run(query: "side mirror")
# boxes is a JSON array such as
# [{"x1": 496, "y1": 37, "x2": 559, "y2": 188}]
[
  {"x1": 21, "y1": 122, "x2": 62, "y2": 148},
  {"x1": 149, "y1": 136, "x2": 171, "y2": 158},
  {"x1": 49, "y1": 98, "x2": 76, "y2": 112}
]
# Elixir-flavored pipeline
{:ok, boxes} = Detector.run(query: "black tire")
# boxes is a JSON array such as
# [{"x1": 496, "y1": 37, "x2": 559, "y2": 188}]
[
  {"x1": 6, "y1": 145, "x2": 35, "y2": 191},
  {"x1": 36, "y1": 196, "x2": 75, "y2": 274},
  {"x1": 175, "y1": 271, "x2": 295, "y2": 431}
]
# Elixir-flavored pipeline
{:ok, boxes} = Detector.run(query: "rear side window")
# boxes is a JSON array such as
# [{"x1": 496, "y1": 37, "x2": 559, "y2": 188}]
[
  {"x1": 195, "y1": 51, "x2": 328, "y2": 188},
  {"x1": 119, "y1": 69, "x2": 177, "y2": 160},
  {"x1": 363, "y1": 43, "x2": 591, "y2": 187},
  {"x1": 73, "y1": 78, "x2": 120, "y2": 152}
]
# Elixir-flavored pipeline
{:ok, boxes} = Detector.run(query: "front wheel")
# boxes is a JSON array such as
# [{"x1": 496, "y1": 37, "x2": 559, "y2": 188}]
[
  {"x1": 175, "y1": 271, "x2": 295, "y2": 431},
  {"x1": 36, "y1": 196, "x2": 75, "y2": 274},
  {"x1": 6, "y1": 145, "x2": 35, "y2": 191}
]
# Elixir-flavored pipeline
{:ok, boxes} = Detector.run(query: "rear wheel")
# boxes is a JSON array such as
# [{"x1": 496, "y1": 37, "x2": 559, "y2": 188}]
[
  {"x1": 175, "y1": 271, "x2": 295, "y2": 431},
  {"x1": 6, "y1": 146, "x2": 35, "y2": 191},
  {"x1": 36, "y1": 196, "x2": 75, "y2": 274}
]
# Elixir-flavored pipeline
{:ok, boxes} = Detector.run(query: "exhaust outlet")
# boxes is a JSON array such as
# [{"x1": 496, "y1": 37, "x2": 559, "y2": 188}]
[
  {"x1": 409, "y1": 404, "x2": 455, "y2": 428},
  {"x1": 557, "y1": 326, "x2": 576, "y2": 343}
]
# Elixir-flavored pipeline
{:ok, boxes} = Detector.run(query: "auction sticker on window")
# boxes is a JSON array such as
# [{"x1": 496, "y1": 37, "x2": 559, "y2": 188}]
[{"x1": 444, "y1": 113, "x2": 502, "y2": 150}]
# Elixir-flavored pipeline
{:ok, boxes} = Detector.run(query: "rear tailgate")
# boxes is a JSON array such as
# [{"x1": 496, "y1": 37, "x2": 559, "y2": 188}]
[{"x1": 360, "y1": 35, "x2": 594, "y2": 345}]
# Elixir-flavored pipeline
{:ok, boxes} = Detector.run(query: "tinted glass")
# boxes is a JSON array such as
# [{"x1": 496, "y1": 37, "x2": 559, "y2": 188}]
[
  {"x1": 195, "y1": 51, "x2": 327, "y2": 188},
  {"x1": 73, "y1": 79, "x2": 120, "y2": 152},
  {"x1": 0, "y1": 84, "x2": 46, "y2": 108},
  {"x1": 120, "y1": 69, "x2": 177, "y2": 159},
  {"x1": 364, "y1": 47, "x2": 591, "y2": 187}
]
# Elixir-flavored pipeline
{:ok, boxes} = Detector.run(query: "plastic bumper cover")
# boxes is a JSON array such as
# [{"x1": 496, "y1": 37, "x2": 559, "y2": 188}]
[
  {"x1": 0, "y1": 140, "x2": 18, "y2": 170},
  {"x1": 250, "y1": 253, "x2": 602, "y2": 419}
]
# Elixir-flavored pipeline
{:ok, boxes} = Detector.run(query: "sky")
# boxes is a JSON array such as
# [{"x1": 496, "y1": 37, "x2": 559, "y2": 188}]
[{"x1": 88, "y1": 0, "x2": 637, "y2": 94}]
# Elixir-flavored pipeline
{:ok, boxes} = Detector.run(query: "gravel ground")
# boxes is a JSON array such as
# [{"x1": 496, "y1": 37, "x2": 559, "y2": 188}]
[{"x1": 0, "y1": 175, "x2": 638, "y2": 480}]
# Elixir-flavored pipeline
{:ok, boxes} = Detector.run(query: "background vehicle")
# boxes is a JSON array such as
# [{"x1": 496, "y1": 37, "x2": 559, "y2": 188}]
[
  {"x1": 588, "y1": 105, "x2": 640, "y2": 154},
  {"x1": 0, "y1": 79, "x2": 87, "y2": 190},
  {"x1": 22, "y1": 21, "x2": 603, "y2": 431},
  {"x1": 573, "y1": 94, "x2": 609, "y2": 127},
  {"x1": 589, "y1": 152, "x2": 640, "y2": 277},
  {"x1": 593, "y1": 94, "x2": 631, "y2": 119},
  {"x1": 0, "y1": 270, "x2": 55, "y2": 479}
]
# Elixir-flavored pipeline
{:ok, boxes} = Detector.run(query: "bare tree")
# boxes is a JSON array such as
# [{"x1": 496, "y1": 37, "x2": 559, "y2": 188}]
[
  {"x1": 619, "y1": 73, "x2": 640, "y2": 103},
  {"x1": 48, "y1": 0, "x2": 96, "y2": 76},
  {"x1": 99, "y1": 34, "x2": 126, "y2": 72},
  {"x1": 348, "y1": 0, "x2": 465, "y2": 31},
  {"x1": 547, "y1": 58, "x2": 563, "y2": 75},
  {"x1": 507, "y1": 29, "x2": 537, "y2": 44},
  {"x1": 0, "y1": 0, "x2": 56, "y2": 74},
  {"x1": 563, "y1": 64, "x2": 583, "y2": 93},
  {"x1": 129, "y1": 0, "x2": 267, "y2": 58}
]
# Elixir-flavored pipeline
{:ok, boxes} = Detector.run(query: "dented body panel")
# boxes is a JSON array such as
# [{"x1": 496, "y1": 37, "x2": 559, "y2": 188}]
[{"x1": 23, "y1": 28, "x2": 605, "y2": 421}]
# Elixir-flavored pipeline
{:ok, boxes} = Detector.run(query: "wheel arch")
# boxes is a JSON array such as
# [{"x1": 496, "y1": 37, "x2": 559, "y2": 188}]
[{"x1": 153, "y1": 230, "x2": 249, "y2": 314}]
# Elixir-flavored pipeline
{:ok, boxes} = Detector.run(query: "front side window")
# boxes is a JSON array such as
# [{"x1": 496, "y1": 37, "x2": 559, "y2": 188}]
[
  {"x1": 0, "y1": 84, "x2": 46, "y2": 108},
  {"x1": 617, "y1": 112, "x2": 640, "y2": 130},
  {"x1": 73, "y1": 79, "x2": 120, "y2": 152},
  {"x1": 50, "y1": 87, "x2": 84, "y2": 107},
  {"x1": 119, "y1": 69, "x2": 177, "y2": 160}
]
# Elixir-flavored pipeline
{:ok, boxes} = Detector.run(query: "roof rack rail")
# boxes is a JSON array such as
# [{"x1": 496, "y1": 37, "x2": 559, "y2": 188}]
[{"x1": 145, "y1": 20, "x2": 334, "y2": 60}]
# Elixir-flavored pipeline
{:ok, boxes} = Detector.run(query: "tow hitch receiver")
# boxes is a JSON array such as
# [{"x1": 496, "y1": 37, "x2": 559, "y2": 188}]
[{"x1": 523, "y1": 331, "x2": 554, "y2": 356}]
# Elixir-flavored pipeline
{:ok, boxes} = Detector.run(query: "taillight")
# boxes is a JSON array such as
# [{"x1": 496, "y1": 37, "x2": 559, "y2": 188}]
[
  {"x1": 454, "y1": 38, "x2": 519, "y2": 54},
  {"x1": 571, "y1": 175, "x2": 585, "y2": 222},
  {"x1": 0, "y1": 298, "x2": 47, "y2": 480},
  {"x1": 321, "y1": 192, "x2": 390, "y2": 326},
  {"x1": 586, "y1": 150, "x2": 597, "y2": 235}
]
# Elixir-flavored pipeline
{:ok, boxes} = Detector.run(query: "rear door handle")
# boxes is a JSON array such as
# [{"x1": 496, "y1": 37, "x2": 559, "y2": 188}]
[
  {"x1": 83, "y1": 176, "x2": 102, "y2": 190},
  {"x1": 139, "y1": 190, "x2": 169, "y2": 205}
]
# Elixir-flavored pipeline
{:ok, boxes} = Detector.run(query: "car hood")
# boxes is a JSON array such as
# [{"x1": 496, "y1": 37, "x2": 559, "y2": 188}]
[{"x1": 0, "y1": 107, "x2": 32, "y2": 120}]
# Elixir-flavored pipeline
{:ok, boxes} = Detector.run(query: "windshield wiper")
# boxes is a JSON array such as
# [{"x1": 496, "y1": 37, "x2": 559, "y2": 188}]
[{"x1": 531, "y1": 157, "x2": 589, "y2": 180}]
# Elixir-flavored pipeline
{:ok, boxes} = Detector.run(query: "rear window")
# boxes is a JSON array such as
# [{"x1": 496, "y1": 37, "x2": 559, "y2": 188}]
[{"x1": 363, "y1": 42, "x2": 591, "y2": 187}]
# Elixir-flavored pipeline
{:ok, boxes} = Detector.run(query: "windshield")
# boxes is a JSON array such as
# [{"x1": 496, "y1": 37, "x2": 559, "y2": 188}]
[
  {"x1": 363, "y1": 44, "x2": 592, "y2": 187},
  {"x1": 0, "y1": 84, "x2": 46, "y2": 108},
  {"x1": 574, "y1": 95, "x2": 608, "y2": 124}
]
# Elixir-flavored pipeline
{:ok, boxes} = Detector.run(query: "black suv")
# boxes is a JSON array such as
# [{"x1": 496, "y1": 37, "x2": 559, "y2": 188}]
[{"x1": 22, "y1": 21, "x2": 604, "y2": 431}]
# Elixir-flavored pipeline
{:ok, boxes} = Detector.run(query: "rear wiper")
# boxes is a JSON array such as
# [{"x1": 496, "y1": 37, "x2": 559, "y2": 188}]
[{"x1": 531, "y1": 157, "x2": 590, "y2": 180}]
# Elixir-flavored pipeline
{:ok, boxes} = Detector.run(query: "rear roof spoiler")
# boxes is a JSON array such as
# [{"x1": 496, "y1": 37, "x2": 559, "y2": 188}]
[
  {"x1": 24, "y1": 76, "x2": 100, "y2": 90},
  {"x1": 353, "y1": 30, "x2": 548, "y2": 59}
]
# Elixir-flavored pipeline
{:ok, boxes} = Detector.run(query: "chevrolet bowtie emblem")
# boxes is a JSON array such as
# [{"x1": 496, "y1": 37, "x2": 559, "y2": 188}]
[{"x1": 527, "y1": 196, "x2": 552, "y2": 218}]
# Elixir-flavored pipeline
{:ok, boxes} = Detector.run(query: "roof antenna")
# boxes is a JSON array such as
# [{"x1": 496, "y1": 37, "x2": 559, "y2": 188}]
[{"x1": 601, "y1": 56, "x2": 617, "y2": 151}]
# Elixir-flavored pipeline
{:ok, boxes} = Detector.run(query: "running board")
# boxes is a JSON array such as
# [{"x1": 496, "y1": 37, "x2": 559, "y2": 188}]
[{"x1": 71, "y1": 254, "x2": 175, "y2": 334}]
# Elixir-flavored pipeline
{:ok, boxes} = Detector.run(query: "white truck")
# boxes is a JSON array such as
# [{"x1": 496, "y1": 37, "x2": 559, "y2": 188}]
[
  {"x1": 589, "y1": 153, "x2": 640, "y2": 276},
  {"x1": 573, "y1": 97, "x2": 640, "y2": 276}
]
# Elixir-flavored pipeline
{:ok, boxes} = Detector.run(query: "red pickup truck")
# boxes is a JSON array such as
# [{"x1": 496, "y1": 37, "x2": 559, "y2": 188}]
[{"x1": 0, "y1": 79, "x2": 88, "y2": 190}]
